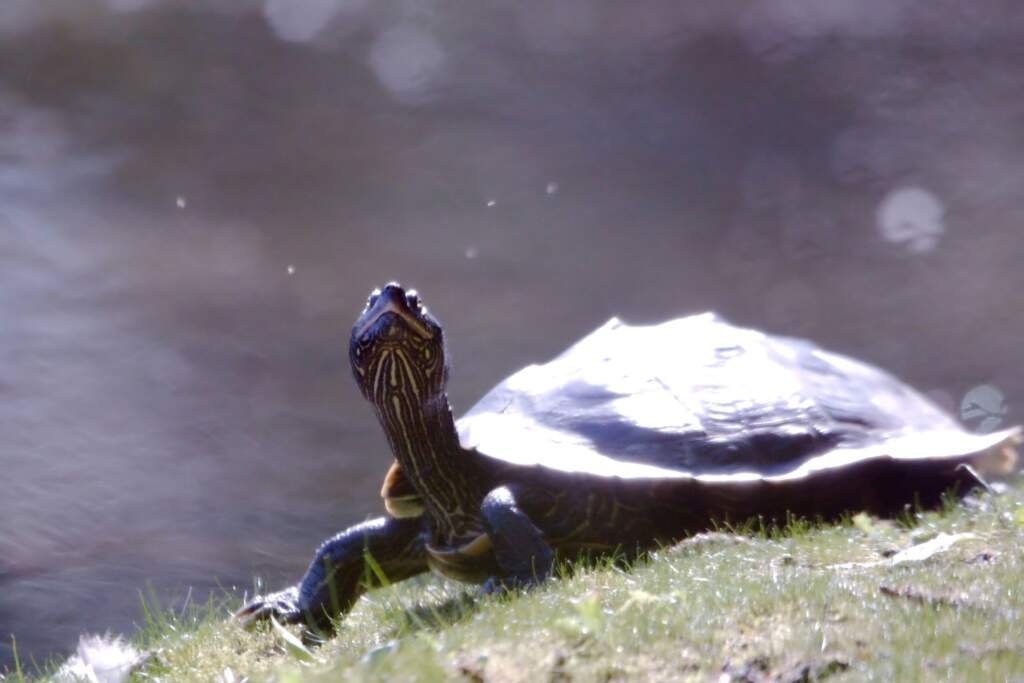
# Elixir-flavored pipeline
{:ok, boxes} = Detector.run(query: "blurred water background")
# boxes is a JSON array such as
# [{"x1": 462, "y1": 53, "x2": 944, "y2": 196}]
[{"x1": 1, "y1": 1, "x2": 1022, "y2": 669}]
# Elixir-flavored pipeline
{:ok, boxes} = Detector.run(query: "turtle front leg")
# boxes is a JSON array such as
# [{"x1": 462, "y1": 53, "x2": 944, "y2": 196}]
[
  {"x1": 235, "y1": 516, "x2": 427, "y2": 634},
  {"x1": 479, "y1": 486, "x2": 555, "y2": 591}
]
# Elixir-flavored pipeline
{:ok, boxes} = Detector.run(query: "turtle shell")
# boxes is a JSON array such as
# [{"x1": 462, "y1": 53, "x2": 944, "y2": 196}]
[{"x1": 457, "y1": 314, "x2": 1019, "y2": 481}]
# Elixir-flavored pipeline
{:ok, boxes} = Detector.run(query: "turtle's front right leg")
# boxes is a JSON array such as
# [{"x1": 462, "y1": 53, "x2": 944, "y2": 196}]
[
  {"x1": 235, "y1": 515, "x2": 428, "y2": 634},
  {"x1": 479, "y1": 486, "x2": 555, "y2": 592}
]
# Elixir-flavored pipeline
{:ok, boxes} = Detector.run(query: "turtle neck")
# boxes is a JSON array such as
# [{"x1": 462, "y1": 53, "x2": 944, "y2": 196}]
[{"x1": 373, "y1": 391, "x2": 486, "y2": 542}]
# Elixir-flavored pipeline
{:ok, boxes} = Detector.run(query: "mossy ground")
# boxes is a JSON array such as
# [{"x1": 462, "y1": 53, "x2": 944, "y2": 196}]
[{"x1": 13, "y1": 480, "x2": 1024, "y2": 682}]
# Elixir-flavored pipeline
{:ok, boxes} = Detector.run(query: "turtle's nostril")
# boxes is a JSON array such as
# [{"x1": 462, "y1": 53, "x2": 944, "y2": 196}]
[{"x1": 378, "y1": 282, "x2": 407, "y2": 305}]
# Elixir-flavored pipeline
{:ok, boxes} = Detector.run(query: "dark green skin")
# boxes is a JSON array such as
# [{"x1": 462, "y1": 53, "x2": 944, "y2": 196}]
[{"x1": 235, "y1": 283, "x2": 982, "y2": 634}]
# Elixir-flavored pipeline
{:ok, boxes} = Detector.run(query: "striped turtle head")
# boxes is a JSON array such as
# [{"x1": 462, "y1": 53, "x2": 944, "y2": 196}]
[{"x1": 350, "y1": 283, "x2": 447, "y2": 405}]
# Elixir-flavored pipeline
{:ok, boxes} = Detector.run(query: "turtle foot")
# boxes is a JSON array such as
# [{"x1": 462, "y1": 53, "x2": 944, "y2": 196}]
[
  {"x1": 234, "y1": 585, "x2": 302, "y2": 628},
  {"x1": 479, "y1": 573, "x2": 547, "y2": 597}
]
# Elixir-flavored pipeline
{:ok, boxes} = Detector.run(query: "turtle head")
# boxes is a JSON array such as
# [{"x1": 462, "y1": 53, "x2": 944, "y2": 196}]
[{"x1": 349, "y1": 283, "x2": 448, "y2": 405}]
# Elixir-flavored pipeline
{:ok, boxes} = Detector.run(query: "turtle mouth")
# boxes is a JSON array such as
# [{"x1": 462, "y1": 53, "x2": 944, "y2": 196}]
[{"x1": 353, "y1": 282, "x2": 435, "y2": 341}]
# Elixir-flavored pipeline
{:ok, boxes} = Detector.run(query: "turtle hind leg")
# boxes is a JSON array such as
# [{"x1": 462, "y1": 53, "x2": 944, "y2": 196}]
[
  {"x1": 479, "y1": 486, "x2": 555, "y2": 592},
  {"x1": 970, "y1": 429, "x2": 1021, "y2": 475}
]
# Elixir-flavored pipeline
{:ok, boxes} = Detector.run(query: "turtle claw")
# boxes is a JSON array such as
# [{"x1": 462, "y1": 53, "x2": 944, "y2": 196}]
[
  {"x1": 478, "y1": 577, "x2": 506, "y2": 597},
  {"x1": 234, "y1": 585, "x2": 302, "y2": 628},
  {"x1": 478, "y1": 573, "x2": 543, "y2": 597}
]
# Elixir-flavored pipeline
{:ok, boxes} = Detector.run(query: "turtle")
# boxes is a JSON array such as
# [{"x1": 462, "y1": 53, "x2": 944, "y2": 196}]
[{"x1": 236, "y1": 282, "x2": 1020, "y2": 633}]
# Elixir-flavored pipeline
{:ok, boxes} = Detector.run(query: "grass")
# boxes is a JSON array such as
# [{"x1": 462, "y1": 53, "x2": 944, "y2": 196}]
[{"x1": 14, "y1": 479, "x2": 1024, "y2": 682}]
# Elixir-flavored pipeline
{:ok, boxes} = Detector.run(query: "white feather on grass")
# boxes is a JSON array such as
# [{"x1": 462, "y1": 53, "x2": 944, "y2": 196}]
[{"x1": 53, "y1": 634, "x2": 144, "y2": 683}]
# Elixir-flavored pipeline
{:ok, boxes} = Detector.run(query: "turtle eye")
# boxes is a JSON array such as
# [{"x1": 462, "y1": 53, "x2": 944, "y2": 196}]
[{"x1": 406, "y1": 290, "x2": 420, "y2": 309}]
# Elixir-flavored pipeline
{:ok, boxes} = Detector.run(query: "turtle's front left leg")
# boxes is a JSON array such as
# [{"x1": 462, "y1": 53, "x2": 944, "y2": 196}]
[
  {"x1": 479, "y1": 486, "x2": 555, "y2": 591},
  {"x1": 236, "y1": 515, "x2": 427, "y2": 634}
]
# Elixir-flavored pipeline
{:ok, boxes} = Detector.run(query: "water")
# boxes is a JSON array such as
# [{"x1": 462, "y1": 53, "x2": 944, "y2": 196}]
[{"x1": 2, "y1": 4, "x2": 1023, "y2": 669}]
